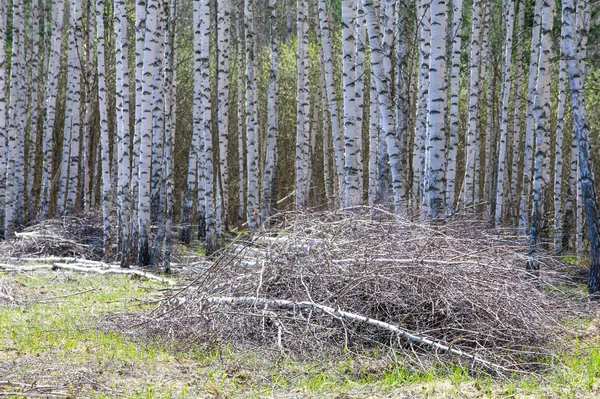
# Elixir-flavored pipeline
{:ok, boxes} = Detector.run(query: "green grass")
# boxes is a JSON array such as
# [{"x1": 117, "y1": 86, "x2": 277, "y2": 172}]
[{"x1": 2, "y1": 271, "x2": 600, "y2": 398}]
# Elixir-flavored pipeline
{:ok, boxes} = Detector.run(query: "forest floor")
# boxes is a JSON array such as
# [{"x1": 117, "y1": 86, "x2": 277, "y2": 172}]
[
  {"x1": 1, "y1": 268, "x2": 600, "y2": 398},
  {"x1": 2, "y1": 213, "x2": 600, "y2": 398}
]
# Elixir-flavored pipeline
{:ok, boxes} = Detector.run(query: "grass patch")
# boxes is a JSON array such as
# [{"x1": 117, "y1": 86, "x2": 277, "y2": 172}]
[{"x1": 2, "y1": 270, "x2": 600, "y2": 398}]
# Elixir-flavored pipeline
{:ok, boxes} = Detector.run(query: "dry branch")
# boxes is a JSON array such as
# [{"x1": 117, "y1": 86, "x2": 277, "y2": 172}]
[
  {"x1": 50, "y1": 263, "x2": 175, "y2": 285},
  {"x1": 205, "y1": 295, "x2": 507, "y2": 371}
]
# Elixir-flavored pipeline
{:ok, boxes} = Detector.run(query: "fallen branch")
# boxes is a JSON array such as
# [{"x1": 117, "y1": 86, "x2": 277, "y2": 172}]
[
  {"x1": 51, "y1": 263, "x2": 175, "y2": 285},
  {"x1": 0, "y1": 393, "x2": 67, "y2": 399},
  {"x1": 204, "y1": 296, "x2": 508, "y2": 372},
  {"x1": 331, "y1": 258, "x2": 482, "y2": 266}
]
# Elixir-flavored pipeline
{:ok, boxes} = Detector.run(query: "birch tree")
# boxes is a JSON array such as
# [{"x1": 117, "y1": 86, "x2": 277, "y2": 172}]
[
  {"x1": 295, "y1": 0, "x2": 310, "y2": 208},
  {"x1": 554, "y1": 37, "x2": 567, "y2": 253},
  {"x1": 562, "y1": 0, "x2": 600, "y2": 294},
  {"x1": 245, "y1": 0, "x2": 259, "y2": 230},
  {"x1": 342, "y1": 0, "x2": 360, "y2": 207},
  {"x1": 365, "y1": 0, "x2": 404, "y2": 213},
  {"x1": 426, "y1": 0, "x2": 448, "y2": 219},
  {"x1": 5, "y1": 0, "x2": 24, "y2": 238},
  {"x1": 27, "y1": 0, "x2": 42, "y2": 217},
  {"x1": 261, "y1": 0, "x2": 279, "y2": 224},
  {"x1": 527, "y1": 0, "x2": 554, "y2": 271},
  {"x1": 217, "y1": 0, "x2": 232, "y2": 227},
  {"x1": 494, "y1": 0, "x2": 516, "y2": 227},
  {"x1": 97, "y1": 0, "x2": 112, "y2": 254},
  {"x1": 445, "y1": 0, "x2": 463, "y2": 215},
  {"x1": 138, "y1": 0, "x2": 160, "y2": 265},
  {"x1": 519, "y1": 0, "x2": 544, "y2": 235},
  {"x1": 114, "y1": 0, "x2": 131, "y2": 264},
  {"x1": 317, "y1": 0, "x2": 345, "y2": 197},
  {"x1": 39, "y1": 0, "x2": 65, "y2": 220},
  {"x1": 463, "y1": 0, "x2": 483, "y2": 210},
  {"x1": 0, "y1": 0, "x2": 7, "y2": 232}
]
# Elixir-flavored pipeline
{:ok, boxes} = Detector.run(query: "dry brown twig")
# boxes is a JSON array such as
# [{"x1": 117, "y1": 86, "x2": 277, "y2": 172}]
[{"x1": 109, "y1": 209, "x2": 594, "y2": 373}]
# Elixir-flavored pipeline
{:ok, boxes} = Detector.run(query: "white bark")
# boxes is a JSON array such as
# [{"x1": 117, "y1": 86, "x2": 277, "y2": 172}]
[
  {"x1": 237, "y1": 17, "x2": 245, "y2": 225},
  {"x1": 554, "y1": 37, "x2": 567, "y2": 252},
  {"x1": 426, "y1": 0, "x2": 448, "y2": 219},
  {"x1": 510, "y1": 0, "x2": 525, "y2": 222},
  {"x1": 295, "y1": 0, "x2": 310, "y2": 209},
  {"x1": 115, "y1": 0, "x2": 131, "y2": 264},
  {"x1": 151, "y1": 1, "x2": 166, "y2": 219},
  {"x1": 463, "y1": 0, "x2": 482, "y2": 210},
  {"x1": 199, "y1": 0, "x2": 215, "y2": 253},
  {"x1": 0, "y1": 0, "x2": 7, "y2": 230},
  {"x1": 218, "y1": 0, "x2": 232, "y2": 227},
  {"x1": 97, "y1": 0, "x2": 112, "y2": 254},
  {"x1": 39, "y1": 0, "x2": 65, "y2": 220},
  {"x1": 494, "y1": 0, "x2": 516, "y2": 228},
  {"x1": 445, "y1": 0, "x2": 463, "y2": 215},
  {"x1": 368, "y1": 70, "x2": 379, "y2": 208},
  {"x1": 138, "y1": 0, "x2": 160, "y2": 265},
  {"x1": 131, "y1": 0, "x2": 147, "y2": 244},
  {"x1": 342, "y1": 0, "x2": 360, "y2": 207},
  {"x1": 364, "y1": 0, "x2": 404, "y2": 213},
  {"x1": 317, "y1": 0, "x2": 345, "y2": 198},
  {"x1": 245, "y1": 0, "x2": 259, "y2": 230},
  {"x1": 27, "y1": 0, "x2": 42, "y2": 216},
  {"x1": 527, "y1": 0, "x2": 554, "y2": 270},
  {"x1": 413, "y1": 0, "x2": 430, "y2": 213},
  {"x1": 5, "y1": 0, "x2": 24, "y2": 237},
  {"x1": 262, "y1": 0, "x2": 279, "y2": 224},
  {"x1": 355, "y1": 1, "x2": 366, "y2": 199},
  {"x1": 519, "y1": 0, "x2": 544, "y2": 235}
]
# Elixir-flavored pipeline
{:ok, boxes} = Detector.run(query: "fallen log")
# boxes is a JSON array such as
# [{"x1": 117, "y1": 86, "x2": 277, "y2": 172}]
[{"x1": 50, "y1": 263, "x2": 175, "y2": 285}]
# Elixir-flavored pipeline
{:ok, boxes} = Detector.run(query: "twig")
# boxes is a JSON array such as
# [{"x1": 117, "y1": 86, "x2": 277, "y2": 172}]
[
  {"x1": 0, "y1": 393, "x2": 68, "y2": 399},
  {"x1": 50, "y1": 263, "x2": 175, "y2": 285},
  {"x1": 204, "y1": 296, "x2": 509, "y2": 372},
  {"x1": 32, "y1": 288, "x2": 97, "y2": 303}
]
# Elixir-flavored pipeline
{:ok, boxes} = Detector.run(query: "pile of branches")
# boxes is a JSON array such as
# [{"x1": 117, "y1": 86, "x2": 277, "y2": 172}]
[
  {"x1": 0, "y1": 212, "x2": 104, "y2": 260},
  {"x1": 125, "y1": 209, "x2": 591, "y2": 372}
]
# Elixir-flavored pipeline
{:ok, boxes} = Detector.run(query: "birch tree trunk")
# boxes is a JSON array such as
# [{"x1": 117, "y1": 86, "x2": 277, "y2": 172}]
[
  {"x1": 368, "y1": 69, "x2": 379, "y2": 209},
  {"x1": 562, "y1": 0, "x2": 600, "y2": 294},
  {"x1": 295, "y1": 0, "x2": 310, "y2": 209},
  {"x1": 413, "y1": 0, "x2": 430, "y2": 212},
  {"x1": 199, "y1": 0, "x2": 216, "y2": 253},
  {"x1": 317, "y1": 0, "x2": 345, "y2": 198},
  {"x1": 180, "y1": 0, "x2": 202, "y2": 243},
  {"x1": 237, "y1": 17, "x2": 245, "y2": 225},
  {"x1": 342, "y1": 0, "x2": 360, "y2": 207},
  {"x1": 463, "y1": 0, "x2": 482, "y2": 210},
  {"x1": 510, "y1": 0, "x2": 525, "y2": 222},
  {"x1": 131, "y1": 0, "x2": 147, "y2": 246},
  {"x1": 162, "y1": 0, "x2": 176, "y2": 272},
  {"x1": 97, "y1": 0, "x2": 112, "y2": 255},
  {"x1": 27, "y1": 0, "x2": 42, "y2": 218},
  {"x1": 445, "y1": 0, "x2": 463, "y2": 215},
  {"x1": 39, "y1": 0, "x2": 65, "y2": 220},
  {"x1": 245, "y1": 0, "x2": 259, "y2": 230},
  {"x1": 217, "y1": 0, "x2": 231, "y2": 228},
  {"x1": 355, "y1": 1, "x2": 366, "y2": 199},
  {"x1": 494, "y1": 0, "x2": 516, "y2": 228},
  {"x1": 0, "y1": 0, "x2": 7, "y2": 233},
  {"x1": 426, "y1": 0, "x2": 448, "y2": 219},
  {"x1": 261, "y1": 0, "x2": 279, "y2": 224},
  {"x1": 554, "y1": 38, "x2": 567, "y2": 253},
  {"x1": 114, "y1": 0, "x2": 131, "y2": 265},
  {"x1": 138, "y1": 0, "x2": 160, "y2": 265},
  {"x1": 365, "y1": 0, "x2": 404, "y2": 214},
  {"x1": 519, "y1": 0, "x2": 544, "y2": 235},
  {"x1": 5, "y1": 0, "x2": 24, "y2": 238},
  {"x1": 150, "y1": 1, "x2": 166, "y2": 220},
  {"x1": 526, "y1": 0, "x2": 554, "y2": 271}
]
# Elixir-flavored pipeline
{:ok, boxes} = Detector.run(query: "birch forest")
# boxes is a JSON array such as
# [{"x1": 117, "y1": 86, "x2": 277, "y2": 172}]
[
  {"x1": 5, "y1": 0, "x2": 600, "y2": 394},
  {"x1": 0, "y1": 0, "x2": 599, "y2": 279}
]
